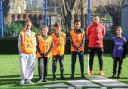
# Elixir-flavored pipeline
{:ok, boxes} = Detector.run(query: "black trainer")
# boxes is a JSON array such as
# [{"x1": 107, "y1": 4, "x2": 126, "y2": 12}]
[
  {"x1": 43, "y1": 78, "x2": 47, "y2": 82},
  {"x1": 112, "y1": 74, "x2": 116, "y2": 78},
  {"x1": 70, "y1": 75, "x2": 74, "y2": 79},
  {"x1": 43, "y1": 76, "x2": 47, "y2": 82},
  {"x1": 117, "y1": 74, "x2": 120, "y2": 79},
  {"x1": 60, "y1": 75, "x2": 65, "y2": 80},
  {"x1": 53, "y1": 75, "x2": 56, "y2": 81},
  {"x1": 81, "y1": 74, "x2": 85, "y2": 79}
]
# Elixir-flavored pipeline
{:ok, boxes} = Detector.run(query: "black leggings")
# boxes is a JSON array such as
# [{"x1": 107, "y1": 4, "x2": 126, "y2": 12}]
[
  {"x1": 89, "y1": 48, "x2": 103, "y2": 71},
  {"x1": 113, "y1": 57, "x2": 123, "y2": 75},
  {"x1": 71, "y1": 51, "x2": 84, "y2": 75}
]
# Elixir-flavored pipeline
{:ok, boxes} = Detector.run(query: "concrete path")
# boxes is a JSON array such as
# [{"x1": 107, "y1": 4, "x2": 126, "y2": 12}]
[
  {"x1": 42, "y1": 76, "x2": 128, "y2": 89},
  {"x1": 88, "y1": 76, "x2": 128, "y2": 88},
  {"x1": 67, "y1": 80, "x2": 100, "y2": 88}
]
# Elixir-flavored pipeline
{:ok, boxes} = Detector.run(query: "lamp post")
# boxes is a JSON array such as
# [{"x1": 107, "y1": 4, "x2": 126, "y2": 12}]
[
  {"x1": 0, "y1": 0, "x2": 3, "y2": 37},
  {"x1": 88, "y1": 0, "x2": 91, "y2": 26},
  {"x1": 87, "y1": 0, "x2": 91, "y2": 74}
]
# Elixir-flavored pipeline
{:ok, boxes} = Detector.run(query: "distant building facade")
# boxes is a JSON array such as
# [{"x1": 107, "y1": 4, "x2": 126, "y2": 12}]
[
  {"x1": 4, "y1": 0, "x2": 121, "y2": 27},
  {"x1": 4, "y1": 0, "x2": 61, "y2": 26},
  {"x1": 5, "y1": 0, "x2": 26, "y2": 25}
]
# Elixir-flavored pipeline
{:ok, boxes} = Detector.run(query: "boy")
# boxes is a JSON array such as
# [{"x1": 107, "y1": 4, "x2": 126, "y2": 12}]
[
  {"x1": 37, "y1": 26, "x2": 53, "y2": 82},
  {"x1": 51, "y1": 23, "x2": 66, "y2": 80},
  {"x1": 70, "y1": 19, "x2": 85, "y2": 79}
]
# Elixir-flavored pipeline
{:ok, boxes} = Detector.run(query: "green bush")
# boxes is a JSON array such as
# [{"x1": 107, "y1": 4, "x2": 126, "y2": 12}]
[
  {"x1": 31, "y1": 26, "x2": 40, "y2": 35},
  {"x1": 4, "y1": 21, "x2": 24, "y2": 38},
  {"x1": 4, "y1": 21, "x2": 40, "y2": 38}
]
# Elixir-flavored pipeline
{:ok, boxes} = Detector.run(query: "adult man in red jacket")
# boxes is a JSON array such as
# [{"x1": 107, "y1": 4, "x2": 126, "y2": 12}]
[{"x1": 86, "y1": 16, "x2": 106, "y2": 76}]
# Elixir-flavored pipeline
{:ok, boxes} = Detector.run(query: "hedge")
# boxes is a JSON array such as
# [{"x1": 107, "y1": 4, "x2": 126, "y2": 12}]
[{"x1": 0, "y1": 38, "x2": 114, "y2": 54}]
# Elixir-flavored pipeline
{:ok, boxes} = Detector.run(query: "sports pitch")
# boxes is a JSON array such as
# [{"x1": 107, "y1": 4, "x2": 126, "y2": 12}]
[{"x1": 0, "y1": 54, "x2": 128, "y2": 89}]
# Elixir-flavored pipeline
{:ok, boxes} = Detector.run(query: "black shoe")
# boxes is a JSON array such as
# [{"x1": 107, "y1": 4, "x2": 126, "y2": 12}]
[
  {"x1": 43, "y1": 78, "x2": 47, "y2": 82},
  {"x1": 43, "y1": 75, "x2": 47, "y2": 82},
  {"x1": 117, "y1": 74, "x2": 120, "y2": 79},
  {"x1": 60, "y1": 75, "x2": 65, "y2": 80},
  {"x1": 81, "y1": 75, "x2": 85, "y2": 79},
  {"x1": 71, "y1": 75, "x2": 74, "y2": 79},
  {"x1": 112, "y1": 74, "x2": 116, "y2": 78},
  {"x1": 53, "y1": 75, "x2": 56, "y2": 81}
]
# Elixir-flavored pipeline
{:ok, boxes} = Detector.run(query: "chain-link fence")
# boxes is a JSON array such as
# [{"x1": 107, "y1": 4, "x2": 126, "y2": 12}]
[{"x1": 3, "y1": 0, "x2": 122, "y2": 39}]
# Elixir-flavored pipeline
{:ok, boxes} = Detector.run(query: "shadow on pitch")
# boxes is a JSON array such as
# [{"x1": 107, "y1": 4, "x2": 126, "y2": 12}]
[{"x1": 0, "y1": 74, "x2": 86, "y2": 86}]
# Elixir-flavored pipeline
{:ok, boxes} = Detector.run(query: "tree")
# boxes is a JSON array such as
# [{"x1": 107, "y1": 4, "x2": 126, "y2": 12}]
[
  {"x1": 4, "y1": 21, "x2": 40, "y2": 38},
  {"x1": 58, "y1": 0, "x2": 87, "y2": 29},
  {"x1": 4, "y1": 21, "x2": 24, "y2": 38},
  {"x1": 59, "y1": 0, "x2": 78, "y2": 29},
  {"x1": 3, "y1": 0, "x2": 9, "y2": 17}
]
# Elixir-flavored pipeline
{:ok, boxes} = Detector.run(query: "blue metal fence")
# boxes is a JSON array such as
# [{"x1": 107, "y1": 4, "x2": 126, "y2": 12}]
[
  {"x1": 121, "y1": 5, "x2": 128, "y2": 38},
  {"x1": 0, "y1": 0, "x2": 4, "y2": 37}
]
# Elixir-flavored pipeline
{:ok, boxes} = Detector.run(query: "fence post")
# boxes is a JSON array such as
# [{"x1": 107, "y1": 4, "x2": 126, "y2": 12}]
[
  {"x1": 0, "y1": 0, "x2": 4, "y2": 37},
  {"x1": 88, "y1": 0, "x2": 91, "y2": 26},
  {"x1": 44, "y1": 0, "x2": 47, "y2": 26}
]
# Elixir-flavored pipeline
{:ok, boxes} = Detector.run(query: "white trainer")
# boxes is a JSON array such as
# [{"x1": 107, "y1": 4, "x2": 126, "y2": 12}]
[
  {"x1": 26, "y1": 80, "x2": 33, "y2": 84},
  {"x1": 20, "y1": 80, "x2": 25, "y2": 85}
]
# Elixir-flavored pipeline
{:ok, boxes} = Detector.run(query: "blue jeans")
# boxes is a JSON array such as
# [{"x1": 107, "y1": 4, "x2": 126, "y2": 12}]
[
  {"x1": 38, "y1": 57, "x2": 48, "y2": 79},
  {"x1": 52, "y1": 55, "x2": 64, "y2": 76}
]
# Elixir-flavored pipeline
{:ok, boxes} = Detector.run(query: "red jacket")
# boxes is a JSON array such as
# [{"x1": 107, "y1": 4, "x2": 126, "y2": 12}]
[{"x1": 86, "y1": 22, "x2": 106, "y2": 48}]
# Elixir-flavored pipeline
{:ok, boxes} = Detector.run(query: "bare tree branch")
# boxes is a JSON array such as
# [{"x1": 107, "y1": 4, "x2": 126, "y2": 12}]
[{"x1": 59, "y1": 0, "x2": 78, "y2": 28}]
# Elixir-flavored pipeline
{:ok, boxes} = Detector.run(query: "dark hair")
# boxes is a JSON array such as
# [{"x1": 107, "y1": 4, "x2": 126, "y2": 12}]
[
  {"x1": 54, "y1": 23, "x2": 60, "y2": 27},
  {"x1": 93, "y1": 15, "x2": 99, "y2": 18},
  {"x1": 74, "y1": 19, "x2": 81, "y2": 23},
  {"x1": 115, "y1": 26, "x2": 122, "y2": 31},
  {"x1": 23, "y1": 18, "x2": 33, "y2": 31},
  {"x1": 114, "y1": 26, "x2": 122, "y2": 35},
  {"x1": 25, "y1": 18, "x2": 32, "y2": 25},
  {"x1": 41, "y1": 26, "x2": 48, "y2": 30}
]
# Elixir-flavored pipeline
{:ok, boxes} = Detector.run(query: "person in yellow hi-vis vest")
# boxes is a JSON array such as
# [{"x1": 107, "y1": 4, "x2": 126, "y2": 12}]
[
  {"x1": 51, "y1": 23, "x2": 66, "y2": 80},
  {"x1": 70, "y1": 19, "x2": 85, "y2": 79},
  {"x1": 36, "y1": 26, "x2": 53, "y2": 82},
  {"x1": 18, "y1": 19, "x2": 36, "y2": 85}
]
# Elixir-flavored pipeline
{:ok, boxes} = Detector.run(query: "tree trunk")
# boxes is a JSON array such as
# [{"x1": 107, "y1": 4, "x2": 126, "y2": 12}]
[
  {"x1": 59, "y1": 0, "x2": 77, "y2": 29},
  {"x1": 3, "y1": 0, "x2": 9, "y2": 17}
]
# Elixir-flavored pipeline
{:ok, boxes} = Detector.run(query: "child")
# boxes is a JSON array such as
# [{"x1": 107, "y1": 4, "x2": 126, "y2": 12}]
[
  {"x1": 37, "y1": 26, "x2": 53, "y2": 82},
  {"x1": 70, "y1": 19, "x2": 85, "y2": 79},
  {"x1": 18, "y1": 19, "x2": 36, "y2": 85},
  {"x1": 112, "y1": 26, "x2": 127, "y2": 78},
  {"x1": 51, "y1": 23, "x2": 66, "y2": 80}
]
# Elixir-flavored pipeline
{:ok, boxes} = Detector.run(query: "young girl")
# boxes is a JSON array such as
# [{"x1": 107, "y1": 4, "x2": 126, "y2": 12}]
[
  {"x1": 37, "y1": 26, "x2": 53, "y2": 82},
  {"x1": 112, "y1": 26, "x2": 127, "y2": 78},
  {"x1": 18, "y1": 20, "x2": 36, "y2": 85}
]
